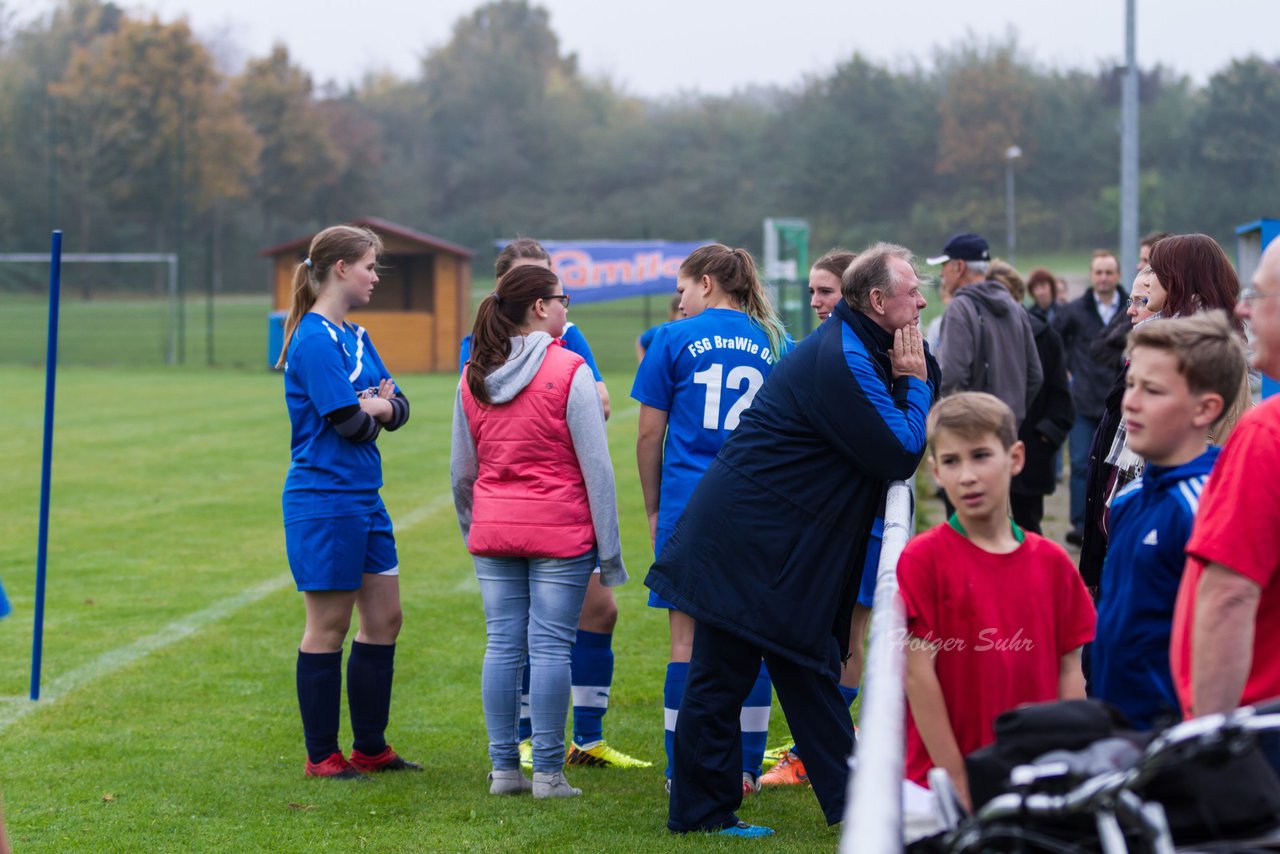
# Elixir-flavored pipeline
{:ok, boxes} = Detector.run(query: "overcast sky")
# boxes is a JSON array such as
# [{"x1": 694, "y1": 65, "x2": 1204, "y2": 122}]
[{"x1": 22, "y1": 0, "x2": 1280, "y2": 96}]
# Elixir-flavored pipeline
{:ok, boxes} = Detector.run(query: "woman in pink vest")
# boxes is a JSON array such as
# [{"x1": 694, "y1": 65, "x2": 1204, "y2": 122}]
[{"x1": 451, "y1": 263, "x2": 626, "y2": 799}]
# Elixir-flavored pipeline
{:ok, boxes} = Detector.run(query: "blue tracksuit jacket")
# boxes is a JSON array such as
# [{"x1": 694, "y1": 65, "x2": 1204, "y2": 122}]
[
  {"x1": 645, "y1": 300, "x2": 940, "y2": 672},
  {"x1": 1090, "y1": 446, "x2": 1220, "y2": 729}
]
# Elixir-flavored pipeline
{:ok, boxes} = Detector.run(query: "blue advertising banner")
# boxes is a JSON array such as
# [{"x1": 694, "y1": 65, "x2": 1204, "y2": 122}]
[{"x1": 496, "y1": 240, "x2": 710, "y2": 304}]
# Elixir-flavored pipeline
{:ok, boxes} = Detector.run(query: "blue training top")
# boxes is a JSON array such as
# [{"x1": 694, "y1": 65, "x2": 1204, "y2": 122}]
[
  {"x1": 282, "y1": 312, "x2": 398, "y2": 523},
  {"x1": 1090, "y1": 446, "x2": 1219, "y2": 729},
  {"x1": 638, "y1": 324, "x2": 661, "y2": 353},
  {"x1": 631, "y1": 308, "x2": 788, "y2": 551},
  {"x1": 459, "y1": 322, "x2": 603, "y2": 380}
]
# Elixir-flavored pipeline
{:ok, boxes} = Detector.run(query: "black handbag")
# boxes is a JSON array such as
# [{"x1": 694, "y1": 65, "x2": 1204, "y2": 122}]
[{"x1": 965, "y1": 698, "x2": 1280, "y2": 845}]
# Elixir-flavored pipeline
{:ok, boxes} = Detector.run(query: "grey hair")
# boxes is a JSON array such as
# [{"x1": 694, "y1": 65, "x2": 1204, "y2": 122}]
[
  {"x1": 842, "y1": 242, "x2": 916, "y2": 312},
  {"x1": 965, "y1": 260, "x2": 990, "y2": 277}
]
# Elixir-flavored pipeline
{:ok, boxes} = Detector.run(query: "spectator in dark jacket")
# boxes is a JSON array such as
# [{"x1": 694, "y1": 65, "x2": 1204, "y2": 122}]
[
  {"x1": 1054, "y1": 250, "x2": 1127, "y2": 543},
  {"x1": 1079, "y1": 235, "x2": 1247, "y2": 586},
  {"x1": 990, "y1": 261, "x2": 1075, "y2": 534},
  {"x1": 1028, "y1": 267, "x2": 1061, "y2": 326},
  {"x1": 931, "y1": 233, "x2": 1043, "y2": 428},
  {"x1": 646, "y1": 243, "x2": 940, "y2": 837}
]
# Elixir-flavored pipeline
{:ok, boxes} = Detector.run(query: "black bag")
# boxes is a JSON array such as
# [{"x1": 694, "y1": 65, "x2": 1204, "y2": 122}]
[
  {"x1": 1136, "y1": 736, "x2": 1280, "y2": 844},
  {"x1": 965, "y1": 699, "x2": 1280, "y2": 845},
  {"x1": 965, "y1": 699, "x2": 1132, "y2": 808}
]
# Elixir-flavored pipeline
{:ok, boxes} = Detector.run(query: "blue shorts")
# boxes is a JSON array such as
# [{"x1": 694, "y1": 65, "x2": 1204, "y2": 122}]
[
  {"x1": 856, "y1": 518, "x2": 885, "y2": 609},
  {"x1": 285, "y1": 507, "x2": 398, "y2": 592},
  {"x1": 648, "y1": 526, "x2": 677, "y2": 609}
]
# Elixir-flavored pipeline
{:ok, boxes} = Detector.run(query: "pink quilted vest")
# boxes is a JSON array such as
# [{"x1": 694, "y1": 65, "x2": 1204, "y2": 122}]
[{"x1": 460, "y1": 341, "x2": 596, "y2": 558}]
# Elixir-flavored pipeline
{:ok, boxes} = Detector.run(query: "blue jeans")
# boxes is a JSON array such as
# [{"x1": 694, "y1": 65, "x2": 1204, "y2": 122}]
[
  {"x1": 1068, "y1": 414, "x2": 1100, "y2": 529},
  {"x1": 474, "y1": 550, "x2": 595, "y2": 772}
]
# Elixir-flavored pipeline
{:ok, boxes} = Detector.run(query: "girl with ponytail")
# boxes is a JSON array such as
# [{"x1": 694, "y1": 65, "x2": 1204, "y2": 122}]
[
  {"x1": 629, "y1": 243, "x2": 792, "y2": 793},
  {"x1": 279, "y1": 225, "x2": 417, "y2": 779},
  {"x1": 451, "y1": 264, "x2": 626, "y2": 798},
  {"x1": 459, "y1": 240, "x2": 646, "y2": 771}
]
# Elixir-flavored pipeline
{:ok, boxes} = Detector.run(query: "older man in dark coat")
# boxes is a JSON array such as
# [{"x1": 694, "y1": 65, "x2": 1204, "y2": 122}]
[{"x1": 646, "y1": 243, "x2": 941, "y2": 835}]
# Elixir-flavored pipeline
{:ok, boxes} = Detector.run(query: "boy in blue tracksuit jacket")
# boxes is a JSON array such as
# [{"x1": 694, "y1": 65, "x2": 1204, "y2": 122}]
[
  {"x1": 1089, "y1": 313, "x2": 1247, "y2": 730},
  {"x1": 1090, "y1": 447, "x2": 1217, "y2": 729}
]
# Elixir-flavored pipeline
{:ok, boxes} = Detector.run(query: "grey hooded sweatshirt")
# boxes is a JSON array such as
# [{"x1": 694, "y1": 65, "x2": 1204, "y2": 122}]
[
  {"x1": 937, "y1": 280, "x2": 1044, "y2": 426},
  {"x1": 450, "y1": 332, "x2": 626, "y2": 585}
]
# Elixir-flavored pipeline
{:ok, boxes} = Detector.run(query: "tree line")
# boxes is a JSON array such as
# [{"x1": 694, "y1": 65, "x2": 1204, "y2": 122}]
[{"x1": 1, "y1": 0, "x2": 1278, "y2": 296}]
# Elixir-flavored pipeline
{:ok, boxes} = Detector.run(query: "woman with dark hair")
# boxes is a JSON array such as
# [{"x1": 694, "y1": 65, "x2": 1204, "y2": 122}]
[
  {"x1": 1027, "y1": 267, "x2": 1060, "y2": 325},
  {"x1": 452, "y1": 263, "x2": 625, "y2": 798},
  {"x1": 460, "y1": 239, "x2": 648, "y2": 771},
  {"x1": 1148, "y1": 234, "x2": 1242, "y2": 331},
  {"x1": 1079, "y1": 234, "x2": 1247, "y2": 585}
]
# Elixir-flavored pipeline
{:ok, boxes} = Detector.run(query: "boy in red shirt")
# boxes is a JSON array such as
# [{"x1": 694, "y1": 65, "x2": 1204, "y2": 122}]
[{"x1": 899, "y1": 392, "x2": 1096, "y2": 810}]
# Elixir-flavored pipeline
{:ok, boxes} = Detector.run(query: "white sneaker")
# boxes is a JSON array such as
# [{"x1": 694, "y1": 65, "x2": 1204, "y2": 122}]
[
  {"x1": 488, "y1": 768, "x2": 532, "y2": 795},
  {"x1": 532, "y1": 770, "x2": 582, "y2": 798}
]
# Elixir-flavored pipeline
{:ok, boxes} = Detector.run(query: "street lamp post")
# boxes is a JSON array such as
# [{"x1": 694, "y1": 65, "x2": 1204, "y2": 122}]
[
  {"x1": 1004, "y1": 145, "x2": 1022, "y2": 266},
  {"x1": 1120, "y1": 0, "x2": 1140, "y2": 280}
]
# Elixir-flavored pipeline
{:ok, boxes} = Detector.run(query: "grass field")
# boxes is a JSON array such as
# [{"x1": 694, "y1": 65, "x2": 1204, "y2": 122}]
[
  {"x1": 0, "y1": 248, "x2": 1096, "y2": 851},
  {"x1": 0, "y1": 361, "x2": 848, "y2": 853}
]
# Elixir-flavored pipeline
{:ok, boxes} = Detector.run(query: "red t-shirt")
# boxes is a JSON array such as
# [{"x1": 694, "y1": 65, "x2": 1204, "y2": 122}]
[
  {"x1": 1171, "y1": 396, "x2": 1280, "y2": 716},
  {"x1": 898, "y1": 524, "x2": 1097, "y2": 786}
]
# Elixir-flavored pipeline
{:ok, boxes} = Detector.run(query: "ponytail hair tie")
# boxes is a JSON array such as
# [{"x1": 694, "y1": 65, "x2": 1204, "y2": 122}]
[
  {"x1": 491, "y1": 291, "x2": 502, "y2": 305},
  {"x1": 303, "y1": 257, "x2": 313, "y2": 269}
]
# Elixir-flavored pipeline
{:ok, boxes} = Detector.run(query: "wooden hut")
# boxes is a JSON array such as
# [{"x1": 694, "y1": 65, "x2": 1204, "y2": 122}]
[{"x1": 263, "y1": 217, "x2": 473, "y2": 373}]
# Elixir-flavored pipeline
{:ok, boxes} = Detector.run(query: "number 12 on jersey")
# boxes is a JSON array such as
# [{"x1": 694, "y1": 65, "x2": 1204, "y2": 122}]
[{"x1": 692, "y1": 363, "x2": 764, "y2": 431}]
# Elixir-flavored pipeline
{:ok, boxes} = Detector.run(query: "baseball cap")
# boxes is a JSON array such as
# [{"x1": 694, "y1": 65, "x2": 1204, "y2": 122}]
[{"x1": 927, "y1": 233, "x2": 991, "y2": 265}]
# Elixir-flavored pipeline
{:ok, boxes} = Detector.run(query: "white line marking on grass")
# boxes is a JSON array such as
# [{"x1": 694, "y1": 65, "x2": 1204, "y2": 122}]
[
  {"x1": 394, "y1": 493, "x2": 453, "y2": 532},
  {"x1": 0, "y1": 492, "x2": 456, "y2": 733},
  {"x1": 0, "y1": 573, "x2": 292, "y2": 733}
]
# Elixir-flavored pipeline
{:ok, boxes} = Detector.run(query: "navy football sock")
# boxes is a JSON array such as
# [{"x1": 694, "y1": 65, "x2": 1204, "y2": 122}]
[
  {"x1": 347, "y1": 640, "x2": 395, "y2": 756},
  {"x1": 297, "y1": 649, "x2": 343, "y2": 764},
  {"x1": 663, "y1": 661, "x2": 689, "y2": 779},
  {"x1": 571, "y1": 629, "x2": 614, "y2": 746}
]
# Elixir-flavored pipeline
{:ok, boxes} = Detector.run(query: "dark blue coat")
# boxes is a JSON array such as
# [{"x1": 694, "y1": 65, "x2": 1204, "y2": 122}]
[{"x1": 645, "y1": 301, "x2": 940, "y2": 672}]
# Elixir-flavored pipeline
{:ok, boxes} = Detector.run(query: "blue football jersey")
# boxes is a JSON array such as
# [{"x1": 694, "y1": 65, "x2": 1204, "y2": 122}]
[
  {"x1": 282, "y1": 312, "x2": 398, "y2": 522},
  {"x1": 638, "y1": 324, "x2": 661, "y2": 353},
  {"x1": 459, "y1": 322, "x2": 603, "y2": 380},
  {"x1": 631, "y1": 308, "x2": 787, "y2": 545}
]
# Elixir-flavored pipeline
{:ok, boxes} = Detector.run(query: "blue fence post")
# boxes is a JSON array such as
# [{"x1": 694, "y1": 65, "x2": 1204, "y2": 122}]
[{"x1": 30, "y1": 230, "x2": 63, "y2": 702}]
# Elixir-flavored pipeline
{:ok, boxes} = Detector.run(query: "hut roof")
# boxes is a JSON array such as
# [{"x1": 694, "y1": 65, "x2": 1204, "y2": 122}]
[{"x1": 261, "y1": 217, "x2": 474, "y2": 259}]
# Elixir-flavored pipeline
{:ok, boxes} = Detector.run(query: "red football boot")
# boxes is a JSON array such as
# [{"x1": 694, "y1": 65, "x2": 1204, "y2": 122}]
[{"x1": 348, "y1": 745, "x2": 423, "y2": 773}]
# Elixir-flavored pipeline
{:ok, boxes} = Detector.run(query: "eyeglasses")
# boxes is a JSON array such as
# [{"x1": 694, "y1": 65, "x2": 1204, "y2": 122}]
[
  {"x1": 1240, "y1": 286, "x2": 1276, "y2": 303},
  {"x1": 541, "y1": 294, "x2": 571, "y2": 306},
  {"x1": 1127, "y1": 295, "x2": 1149, "y2": 309}
]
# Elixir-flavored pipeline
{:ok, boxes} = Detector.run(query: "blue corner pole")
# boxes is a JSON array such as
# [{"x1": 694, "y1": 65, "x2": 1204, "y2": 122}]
[{"x1": 30, "y1": 230, "x2": 63, "y2": 702}]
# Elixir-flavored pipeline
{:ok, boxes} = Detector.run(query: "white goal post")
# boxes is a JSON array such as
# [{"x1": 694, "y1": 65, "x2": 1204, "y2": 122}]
[{"x1": 0, "y1": 252, "x2": 180, "y2": 365}]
